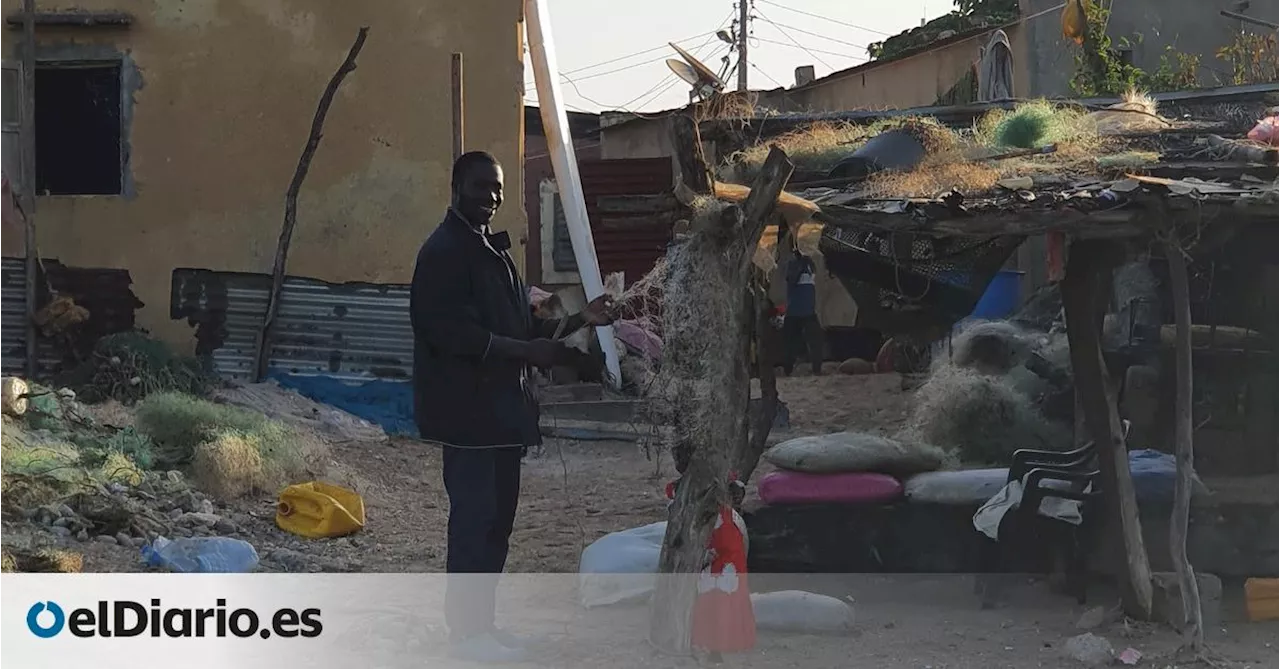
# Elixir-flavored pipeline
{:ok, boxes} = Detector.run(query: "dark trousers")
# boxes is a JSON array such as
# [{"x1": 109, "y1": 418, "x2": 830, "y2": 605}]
[
  {"x1": 782, "y1": 314, "x2": 824, "y2": 375},
  {"x1": 442, "y1": 445, "x2": 523, "y2": 639}
]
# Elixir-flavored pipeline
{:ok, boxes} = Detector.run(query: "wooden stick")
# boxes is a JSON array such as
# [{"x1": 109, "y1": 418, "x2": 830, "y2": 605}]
[
  {"x1": 1164, "y1": 236, "x2": 1204, "y2": 650},
  {"x1": 451, "y1": 52, "x2": 464, "y2": 161},
  {"x1": 671, "y1": 114, "x2": 712, "y2": 196},
  {"x1": 21, "y1": 0, "x2": 37, "y2": 379},
  {"x1": 1060, "y1": 239, "x2": 1154, "y2": 620},
  {"x1": 254, "y1": 27, "x2": 369, "y2": 382}
]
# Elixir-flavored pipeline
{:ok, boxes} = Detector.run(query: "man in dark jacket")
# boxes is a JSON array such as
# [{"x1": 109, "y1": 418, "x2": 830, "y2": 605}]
[{"x1": 411, "y1": 151, "x2": 613, "y2": 662}]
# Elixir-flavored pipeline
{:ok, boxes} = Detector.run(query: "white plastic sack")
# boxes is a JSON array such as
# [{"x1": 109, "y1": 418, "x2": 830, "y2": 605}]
[
  {"x1": 904, "y1": 468, "x2": 1010, "y2": 505},
  {"x1": 750, "y1": 590, "x2": 855, "y2": 634},
  {"x1": 578, "y1": 521, "x2": 666, "y2": 608},
  {"x1": 764, "y1": 432, "x2": 947, "y2": 476}
]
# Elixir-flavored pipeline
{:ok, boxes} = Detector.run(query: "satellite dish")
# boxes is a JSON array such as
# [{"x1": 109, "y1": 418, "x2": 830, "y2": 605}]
[{"x1": 667, "y1": 41, "x2": 725, "y2": 101}]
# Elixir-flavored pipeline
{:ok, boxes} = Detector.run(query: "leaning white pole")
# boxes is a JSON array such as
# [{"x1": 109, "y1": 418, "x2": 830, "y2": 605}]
[{"x1": 524, "y1": 0, "x2": 622, "y2": 389}]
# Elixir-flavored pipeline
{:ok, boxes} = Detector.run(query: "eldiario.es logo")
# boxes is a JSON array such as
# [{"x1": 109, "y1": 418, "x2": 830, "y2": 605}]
[{"x1": 27, "y1": 599, "x2": 322, "y2": 639}]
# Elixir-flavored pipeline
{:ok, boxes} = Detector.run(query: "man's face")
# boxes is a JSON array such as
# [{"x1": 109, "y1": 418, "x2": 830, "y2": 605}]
[{"x1": 454, "y1": 161, "x2": 504, "y2": 227}]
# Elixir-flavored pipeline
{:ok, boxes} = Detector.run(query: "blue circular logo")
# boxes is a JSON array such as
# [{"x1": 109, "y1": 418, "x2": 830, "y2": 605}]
[{"x1": 27, "y1": 601, "x2": 65, "y2": 638}]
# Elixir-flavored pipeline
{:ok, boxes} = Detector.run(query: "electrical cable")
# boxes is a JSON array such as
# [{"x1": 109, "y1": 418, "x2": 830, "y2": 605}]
[{"x1": 755, "y1": 0, "x2": 892, "y2": 36}]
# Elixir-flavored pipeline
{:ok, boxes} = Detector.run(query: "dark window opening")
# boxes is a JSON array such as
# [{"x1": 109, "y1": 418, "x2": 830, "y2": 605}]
[{"x1": 35, "y1": 63, "x2": 122, "y2": 195}]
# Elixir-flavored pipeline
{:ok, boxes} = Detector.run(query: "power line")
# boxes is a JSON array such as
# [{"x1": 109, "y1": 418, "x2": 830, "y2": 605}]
[
  {"x1": 753, "y1": 12, "x2": 836, "y2": 69},
  {"x1": 524, "y1": 9, "x2": 736, "y2": 94},
  {"x1": 749, "y1": 62, "x2": 785, "y2": 88},
  {"x1": 753, "y1": 35, "x2": 861, "y2": 62},
  {"x1": 755, "y1": 0, "x2": 891, "y2": 36},
  {"x1": 760, "y1": 17, "x2": 870, "y2": 51}
]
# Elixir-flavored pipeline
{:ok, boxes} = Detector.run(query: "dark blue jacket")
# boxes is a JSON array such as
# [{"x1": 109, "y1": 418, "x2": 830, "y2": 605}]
[
  {"x1": 786, "y1": 255, "x2": 817, "y2": 318},
  {"x1": 410, "y1": 211, "x2": 555, "y2": 448}
]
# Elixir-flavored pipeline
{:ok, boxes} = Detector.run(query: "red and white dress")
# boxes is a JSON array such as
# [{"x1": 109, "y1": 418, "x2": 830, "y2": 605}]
[{"x1": 665, "y1": 481, "x2": 757, "y2": 654}]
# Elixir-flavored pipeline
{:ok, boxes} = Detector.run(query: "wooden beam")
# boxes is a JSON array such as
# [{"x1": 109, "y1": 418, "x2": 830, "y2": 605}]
[
  {"x1": 451, "y1": 53, "x2": 464, "y2": 162},
  {"x1": 20, "y1": 0, "x2": 36, "y2": 379},
  {"x1": 1164, "y1": 236, "x2": 1204, "y2": 649},
  {"x1": 254, "y1": 27, "x2": 369, "y2": 381},
  {"x1": 1060, "y1": 239, "x2": 1153, "y2": 620}
]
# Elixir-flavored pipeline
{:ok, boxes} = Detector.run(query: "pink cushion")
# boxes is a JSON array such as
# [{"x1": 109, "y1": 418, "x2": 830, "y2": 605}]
[{"x1": 758, "y1": 470, "x2": 903, "y2": 505}]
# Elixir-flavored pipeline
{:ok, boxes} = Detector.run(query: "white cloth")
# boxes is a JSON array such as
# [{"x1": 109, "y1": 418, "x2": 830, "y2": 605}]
[{"x1": 972, "y1": 477, "x2": 1088, "y2": 541}]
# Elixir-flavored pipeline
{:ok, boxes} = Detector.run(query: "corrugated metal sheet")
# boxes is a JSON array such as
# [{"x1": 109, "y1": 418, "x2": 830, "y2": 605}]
[
  {"x1": 1, "y1": 257, "x2": 27, "y2": 375},
  {"x1": 171, "y1": 268, "x2": 413, "y2": 383},
  {"x1": 550, "y1": 157, "x2": 674, "y2": 285}
]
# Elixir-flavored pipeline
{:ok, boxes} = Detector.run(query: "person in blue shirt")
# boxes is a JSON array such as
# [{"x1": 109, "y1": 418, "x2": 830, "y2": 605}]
[{"x1": 782, "y1": 245, "x2": 825, "y2": 376}]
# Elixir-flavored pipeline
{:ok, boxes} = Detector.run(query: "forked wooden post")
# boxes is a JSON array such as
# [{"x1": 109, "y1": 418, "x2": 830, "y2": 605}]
[
  {"x1": 649, "y1": 141, "x2": 794, "y2": 655},
  {"x1": 1164, "y1": 235, "x2": 1204, "y2": 649},
  {"x1": 1060, "y1": 238, "x2": 1153, "y2": 620}
]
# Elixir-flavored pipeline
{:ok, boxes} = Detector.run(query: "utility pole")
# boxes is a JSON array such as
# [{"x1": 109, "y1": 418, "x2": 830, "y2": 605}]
[{"x1": 736, "y1": 0, "x2": 749, "y2": 91}]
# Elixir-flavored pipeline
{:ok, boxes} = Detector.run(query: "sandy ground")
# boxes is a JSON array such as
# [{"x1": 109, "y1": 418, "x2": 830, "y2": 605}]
[{"x1": 6, "y1": 371, "x2": 1276, "y2": 666}]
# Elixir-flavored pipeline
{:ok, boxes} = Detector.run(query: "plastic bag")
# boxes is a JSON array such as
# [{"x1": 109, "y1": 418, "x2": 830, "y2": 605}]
[
  {"x1": 750, "y1": 590, "x2": 855, "y2": 633},
  {"x1": 578, "y1": 522, "x2": 667, "y2": 608},
  {"x1": 1247, "y1": 115, "x2": 1278, "y2": 146}
]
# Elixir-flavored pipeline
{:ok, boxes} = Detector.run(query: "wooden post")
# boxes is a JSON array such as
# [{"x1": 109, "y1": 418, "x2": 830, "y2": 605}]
[
  {"x1": 451, "y1": 53, "x2": 464, "y2": 161},
  {"x1": 254, "y1": 27, "x2": 369, "y2": 381},
  {"x1": 671, "y1": 114, "x2": 711, "y2": 197},
  {"x1": 20, "y1": 0, "x2": 37, "y2": 379},
  {"x1": 1164, "y1": 236, "x2": 1204, "y2": 650},
  {"x1": 649, "y1": 145, "x2": 794, "y2": 655},
  {"x1": 1060, "y1": 238, "x2": 1153, "y2": 620}
]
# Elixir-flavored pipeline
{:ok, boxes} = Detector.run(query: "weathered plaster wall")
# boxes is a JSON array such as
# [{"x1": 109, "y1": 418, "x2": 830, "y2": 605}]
[{"x1": 1, "y1": 0, "x2": 525, "y2": 351}]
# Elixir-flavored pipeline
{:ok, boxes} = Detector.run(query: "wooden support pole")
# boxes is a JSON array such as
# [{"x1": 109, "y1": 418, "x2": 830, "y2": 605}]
[
  {"x1": 1060, "y1": 239, "x2": 1153, "y2": 620},
  {"x1": 1164, "y1": 236, "x2": 1204, "y2": 650},
  {"x1": 451, "y1": 53, "x2": 464, "y2": 161},
  {"x1": 20, "y1": 0, "x2": 37, "y2": 379},
  {"x1": 671, "y1": 114, "x2": 712, "y2": 198},
  {"x1": 254, "y1": 27, "x2": 369, "y2": 382},
  {"x1": 649, "y1": 146, "x2": 794, "y2": 655}
]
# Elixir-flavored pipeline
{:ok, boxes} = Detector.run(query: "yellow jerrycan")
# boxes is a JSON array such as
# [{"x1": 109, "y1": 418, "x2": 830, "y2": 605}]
[
  {"x1": 276, "y1": 482, "x2": 365, "y2": 539},
  {"x1": 1245, "y1": 578, "x2": 1278, "y2": 622}
]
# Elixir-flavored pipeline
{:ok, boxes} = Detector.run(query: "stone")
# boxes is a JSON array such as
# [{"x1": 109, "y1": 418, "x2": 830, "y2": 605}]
[
  {"x1": 178, "y1": 491, "x2": 202, "y2": 513},
  {"x1": 57, "y1": 504, "x2": 76, "y2": 518},
  {"x1": 94, "y1": 535, "x2": 118, "y2": 545},
  {"x1": 115, "y1": 532, "x2": 134, "y2": 546},
  {"x1": 130, "y1": 537, "x2": 147, "y2": 547},
  {"x1": 179, "y1": 512, "x2": 223, "y2": 527},
  {"x1": 75, "y1": 530, "x2": 89, "y2": 542},
  {"x1": 1061, "y1": 633, "x2": 1114, "y2": 666},
  {"x1": 51, "y1": 517, "x2": 71, "y2": 528},
  {"x1": 168, "y1": 508, "x2": 185, "y2": 521},
  {"x1": 1151, "y1": 571, "x2": 1223, "y2": 629},
  {"x1": 213, "y1": 519, "x2": 239, "y2": 535},
  {"x1": 198, "y1": 499, "x2": 215, "y2": 515},
  {"x1": 165, "y1": 470, "x2": 184, "y2": 484},
  {"x1": 1074, "y1": 605, "x2": 1108, "y2": 630},
  {"x1": 49, "y1": 525, "x2": 73, "y2": 538}
]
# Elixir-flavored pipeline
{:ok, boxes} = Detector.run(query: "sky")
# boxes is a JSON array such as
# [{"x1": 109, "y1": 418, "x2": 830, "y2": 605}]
[{"x1": 523, "y1": 0, "x2": 958, "y2": 113}]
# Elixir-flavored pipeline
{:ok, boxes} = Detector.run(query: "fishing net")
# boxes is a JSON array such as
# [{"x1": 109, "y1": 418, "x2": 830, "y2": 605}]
[{"x1": 819, "y1": 222, "x2": 1025, "y2": 331}]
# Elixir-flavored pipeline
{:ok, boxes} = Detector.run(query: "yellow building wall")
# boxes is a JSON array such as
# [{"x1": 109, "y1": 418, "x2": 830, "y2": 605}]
[{"x1": 1, "y1": 0, "x2": 525, "y2": 352}]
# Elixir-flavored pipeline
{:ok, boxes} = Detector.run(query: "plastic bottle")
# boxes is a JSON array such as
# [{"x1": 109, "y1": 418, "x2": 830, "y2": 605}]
[{"x1": 141, "y1": 536, "x2": 260, "y2": 573}]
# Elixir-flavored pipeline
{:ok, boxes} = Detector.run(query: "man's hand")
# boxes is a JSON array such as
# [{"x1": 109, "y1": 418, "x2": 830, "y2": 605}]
[
  {"x1": 525, "y1": 338, "x2": 572, "y2": 369},
  {"x1": 581, "y1": 294, "x2": 618, "y2": 326}
]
